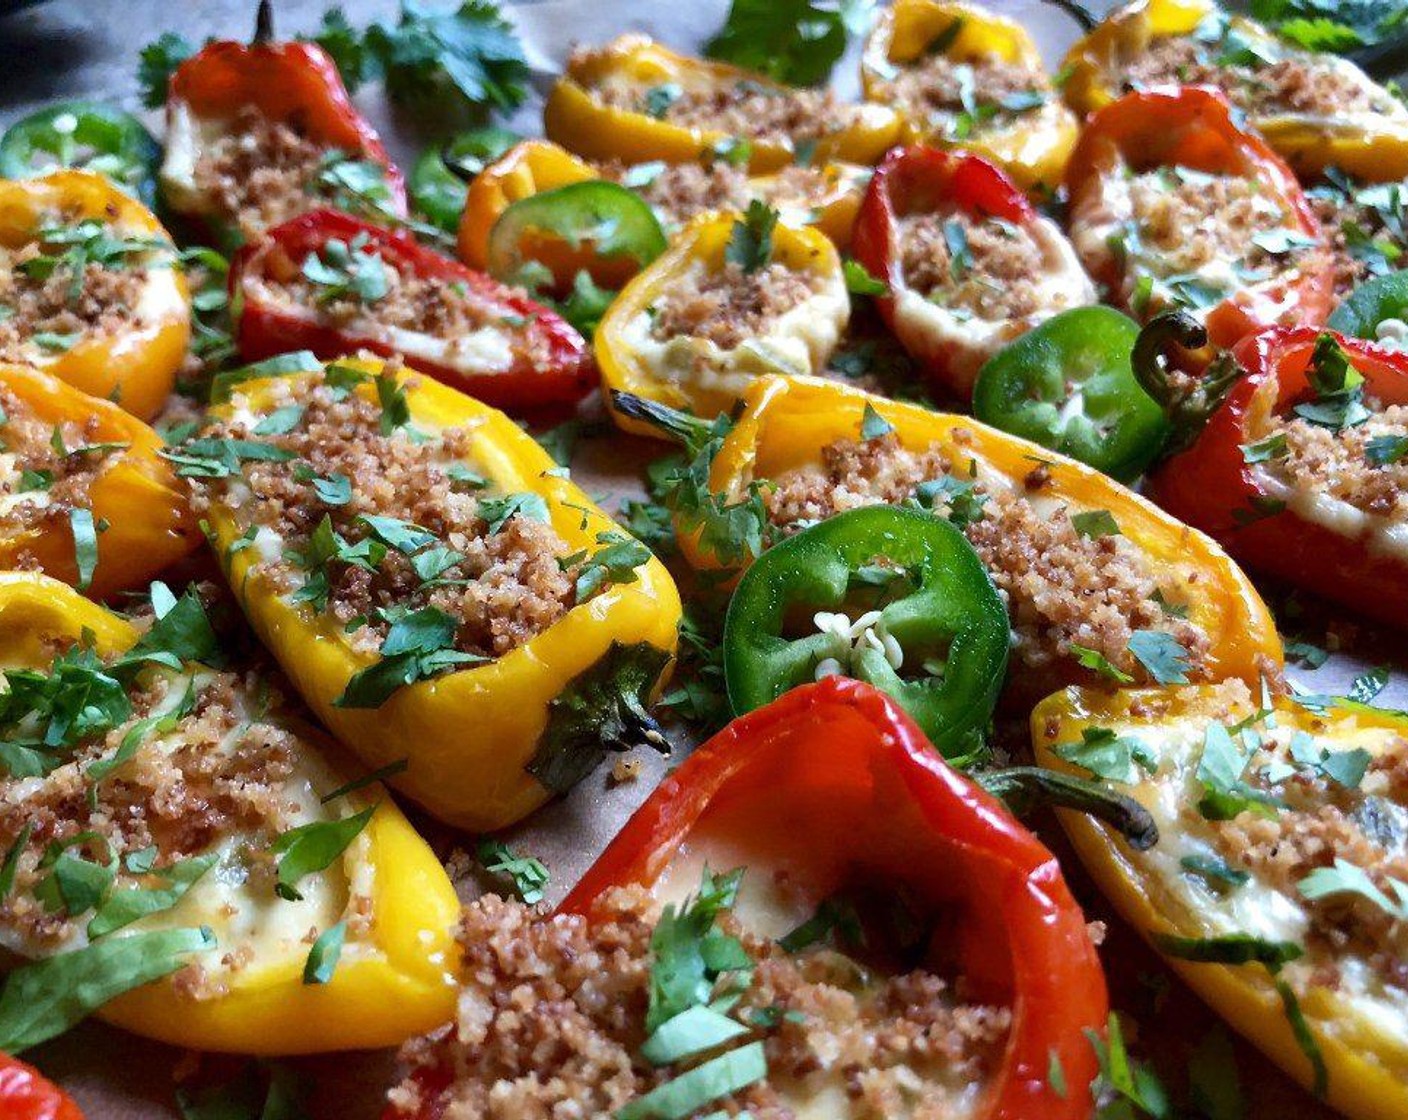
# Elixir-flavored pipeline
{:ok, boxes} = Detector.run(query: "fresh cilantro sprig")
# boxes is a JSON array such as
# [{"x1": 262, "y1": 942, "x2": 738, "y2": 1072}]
[
  {"x1": 724, "y1": 201, "x2": 779, "y2": 275},
  {"x1": 704, "y1": 0, "x2": 874, "y2": 86}
]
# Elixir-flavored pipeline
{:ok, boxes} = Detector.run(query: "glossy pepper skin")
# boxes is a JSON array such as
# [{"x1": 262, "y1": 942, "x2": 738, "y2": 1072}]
[
  {"x1": 0, "y1": 1054, "x2": 84, "y2": 1120},
  {"x1": 458, "y1": 139, "x2": 867, "y2": 287},
  {"x1": 202, "y1": 359, "x2": 681, "y2": 831},
  {"x1": 861, "y1": 0, "x2": 1079, "y2": 191},
  {"x1": 159, "y1": 29, "x2": 405, "y2": 245},
  {"x1": 599, "y1": 213, "x2": 847, "y2": 438},
  {"x1": 0, "y1": 362, "x2": 200, "y2": 599},
  {"x1": 1032, "y1": 684, "x2": 1408, "y2": 1120},
  {"x1": 231, "y1": 208, "x2": 595, "y2": 412},
  {"x1": 676, "y1": 375, "x2": 1283, "y2": 687},
  {"x1": 559, "y1": 677, "x2": 1108, "y2": 1120},
  {"x1": 1065, "y1": 88, "x2": 1332, "y2": 353},
  {"x1": 0, "y1": 570, "x2": 460, "y2": 1055},
  {"x1": 0, "y1": 171, "x2": 191, "y2": 420},
  {"x1": 1060, "y1": 0, "x2": 1408, "y2": 183},
  {"x1": 544, "y1": 34, "x2": 902, "y2": 172},
  {"x1": 853, "y1": 144, "x2": 1095, "y2": 397},
  {"x1": 1148, "y1": 326, "x2": 1408, "y2": 630}
]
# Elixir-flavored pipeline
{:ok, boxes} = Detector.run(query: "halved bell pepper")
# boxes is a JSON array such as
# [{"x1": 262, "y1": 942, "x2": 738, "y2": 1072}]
[
  {"x1": 0, "y1": 170, "x2": 191, "y2": 419},
  {"x1": 0, "y1": 1053, "x2": 84, "y2": 1120},
  {"x1": 1145, "y1": 322, "x2": 1408, "y2": 630},
  {"x1": 197, "y1": 357, "x2": 681, "y2": 831},
  {"x1": 852, "y1": 144, "x2": 1096, "y2": 397},
  {"x1": 1065, "y1": 87, "x2": 1332, "y2": 353},
  {"x1": 230, "y1": 208, "x2": 595, "y2": 411},
  {"x1": 724, "y1": 505, "x2": 1010, "y2": 760},
  {"x1": 0, "y1": 362, "x2": 200, "y2": 599},
  {"x1": 0, "y1": 570, "x2": 459, "y2": 1055},
  {"x1": 861, "y1": 0, "x2": 1080, "y2": 191},
  {"x1": 1033, "y1": 681, "x2": 1408, "y2": 1119},
  {"x1": 641, "y1": 374, "x2": 1283, "y2": 689},
  {"x1": 158, "y1": 6, "x2": 406, "y2": 247},
  {"x1": 557, "y1": 677, "x2": 1109, "y2": 1120},
  {"x1": 458, "y1": 139, "x2": 867, "y2": 289},
  {"x1": 544, "y1": 33, "x2": 902, "y2": 172},
  {"x1": 1060, "y1": 0, "x2": 1408, "y2": 183},
  {"x1": 600, "y1": 212, "x2": 848, "y2": 437}
]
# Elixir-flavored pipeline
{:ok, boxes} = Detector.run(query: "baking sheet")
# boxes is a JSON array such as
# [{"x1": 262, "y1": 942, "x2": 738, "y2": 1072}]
[{"x1": 0, "y1": 0, "x2": 1406, "y2": 1116}]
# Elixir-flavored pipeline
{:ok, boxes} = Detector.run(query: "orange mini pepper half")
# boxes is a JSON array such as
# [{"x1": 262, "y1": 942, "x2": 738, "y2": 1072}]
[{"x1": 0, "y1": 170, "x2": 191, "y2": 420}]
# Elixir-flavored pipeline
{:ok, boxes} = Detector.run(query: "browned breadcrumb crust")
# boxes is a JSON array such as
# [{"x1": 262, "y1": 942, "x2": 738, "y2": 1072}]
[
  {"x1": 0, "y1": 224, "x2": 147, "y2": 360},
  {"x1": 867, "y1": 51, "x2": 1047, "y2": 135},
  {"x1": 1265, "y1": 404, "x2": 1408, "y2": 521},
  {"x1": 387, "y1": 888, "x2": 1010, "y2": 1120},
  {"x1": 581, "y1": 63, "x2": 873, "y2": 147},
  {"x1": 189, "y1": 373, "x2": 576, "y2": 658},
  {"x1": 601, "y1": 162, "x2": 842, "y2": 231},
  {"x1": 1305, "y1": 189, "x2": 1391, "y2": 298},
  {"x1": 0, "y1": 661, "x2": 302, "y2": 949},
  {"x1": 1211, "y1": 740, "x2": 1408, "y2": 991},
  {"x1": 0, "y1": 385, "x2": 118, "y2": 538},
  {"x1": 191, "y1": 107, "x2": 332, "y2": 239},
  {"x1": 248, "y1": 242, "x2": 556, "y2": 369},
  {"x1": 899, "y1": 210, "x2": 1048, "y2": 320},
  {"x1": 1123, "y1": 36, "x2": 1397, "y2": 119},
  {"x1": 651, "y1": 261, "x2": 819, "y2": 350},
  {"x1": 764, "y1": 434, "x2": 1210, "y2": 683}
]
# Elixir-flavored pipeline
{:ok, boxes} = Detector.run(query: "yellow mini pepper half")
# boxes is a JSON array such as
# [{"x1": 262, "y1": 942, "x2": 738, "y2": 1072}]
[
  {"x1": 674, "y1": 375, "x2": 1282, "y2": 688},
  {"x1": 0, "y1": 171, "x2": 191, "y2": 419},
  {"x1": 861, "y1": 0, "x2": 1079, "y2": 191},
  {"x1": 599, "y1": 214, "x2": 848, "y2": 438},
  {"x1": 201, "y1": 358, "x2": 681, "y2": 832},
  {"x1": 0, "y1": 362, "x2": 200, "y2": 600},
  {"x1": 458, "y1": 139, "x2": 868, "y2": 289},
  {"x1": 544, "y1": 34, "x2": 902, "y2": 173},
  {"x1": 1060, "y1": 0, "x2": 1408, "y2": 182},
  {"x1": 1033, "y1": 682, "x2": 1408, "y2": 1120},
  {"x1": 0, "y1": 571, "x2": 460, "y2": 1055}
]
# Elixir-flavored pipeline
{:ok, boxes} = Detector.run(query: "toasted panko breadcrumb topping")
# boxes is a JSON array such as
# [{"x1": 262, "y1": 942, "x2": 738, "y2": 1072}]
[
  {"x1": 1263, "y1": 405, "x2": 1408, "y2": 522},
  {"x1": 189, "y1": 372, "x2": 576, "y2": 659},
  {"x1": 650, "y1": 261, "x2": 820, "y2": 350},
  {"x1": 867, "y1": 52, "x2": 1047, "y2": 136},
  {"x1": 764, "y1": 434, "x2": 1210, "y2": 684},
  {"x1": 386, "y1": 888, "x2": 1009, "y2": 1120},
  {"x1": 899, "y1": 210, "x2": 1050, "y2": 320},
  {"x1": 602, "y1": 161, "x2": 844, "y2": 232}
]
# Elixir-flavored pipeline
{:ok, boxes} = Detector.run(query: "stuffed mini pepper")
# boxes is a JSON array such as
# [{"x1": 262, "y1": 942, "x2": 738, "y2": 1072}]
[
  {"x1": 1061, "y1": 0, "x2": 1408, "y2": 182},
  {"x1": 617, "y1": 376, "x2": 1282, "y2": 704},
  {"x1": 387, "y1": 677, "x2": 1108, "y2": 1120},
  {"x1": 158, "y1": 2, "x2": 405, "y2": 247},
  {"x1": 1145, "y1": 322, "x2": 1408, "y2": 630},
  {"x1": 181, "y1": 356, "x2": 680, "y2": 831},
  {"x1": 1066, "y1": 87, "x2": 1332, "y2": 353},
  {"x1": 544, "y1": 34, "x2": 901, "y2": 172},
  {"x1": 600, "y1": 206, "x2": 849, "y2": 435},
  {"x1": 0, "y1": 572, "x2": 459, "y2": 1056},
  {"x1": 1035, "y1": 679, "x2": 1408, "y2": 1120},
  {"x1": 853, "y1": 145, "x2": 1095, "y2": 398},
  {"x1": 231, "y1": 209, "x2": 594, "y2": 411},
  {"x1": 0, "y1": 170, "x2": 190, "y2": 419},
  {"x1": 861, "y1": 0, "x2": 1079, "y2": 191},
  {"x1": 0, "y1": 362, "x2": 199, "y2": 599}
]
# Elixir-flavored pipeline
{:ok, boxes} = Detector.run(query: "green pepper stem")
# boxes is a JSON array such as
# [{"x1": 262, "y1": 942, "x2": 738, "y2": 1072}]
[
  {"x1": 1352, "y1": 31, "x2": 1408, "y2": 80},
  {"x1": 254, "y1": 0, "x2": 275, "y2": 45},
  {"x1": 1036, "y1": 0, "x2": 1098, "y2": 32},
  {"x1": 611, "y1": 391, "x2": 714, "y2": 450},
  {"x1": 1132, "y1": 311, "x2": 1243, "y2": 458},
  {"x1": 977, "y1": 766, "x2": 1159, "y2": 851}
]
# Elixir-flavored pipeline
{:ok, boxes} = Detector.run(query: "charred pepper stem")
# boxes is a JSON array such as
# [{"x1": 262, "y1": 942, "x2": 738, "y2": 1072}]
[
  {"x1": 977, "y1": 765, "x2": 1159, "y2": 851},
  {"x1": 609, "y1": 390, "x2": 714, "y2": 449},
  {"x1": 1037, "y1": 0, "x2": 1098, "y2": 33},
  {"x1": 254, "y1": 0, "x2": 275, "y2": 45},
  {"x1": 1133, "y1": 311, "x2": 1243, "y2": 456}
]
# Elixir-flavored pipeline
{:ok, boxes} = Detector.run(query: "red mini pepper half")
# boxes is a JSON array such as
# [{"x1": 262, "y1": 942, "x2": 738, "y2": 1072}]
[
  {"x1": 159, "y1": 9, "x2": 406, "y2": 245},
  {"x1": 232, "y1": 209, "x2": 595, "y2": 410},
  {"x1": 0, "y1": 1054, "x2": 84, "y2": 1120},
  {"x1": 562, "y1": 676, "x2": 1108, "y2": 1120},
  {"x1": 852, "y1": 145, "x2": 1095, "y2": 397},
  {"x1": 1148, "y1": 325, "x2": 1408, "y2": 630},
  {"x1": 1065, "y1": 88, "x2": 1331, "y2": 355}
]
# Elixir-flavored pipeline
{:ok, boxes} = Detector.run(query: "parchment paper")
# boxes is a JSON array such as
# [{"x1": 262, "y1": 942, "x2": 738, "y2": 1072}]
[{"x1": 0, "y1": 1, "x2": 1404, "y2": 1115}]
